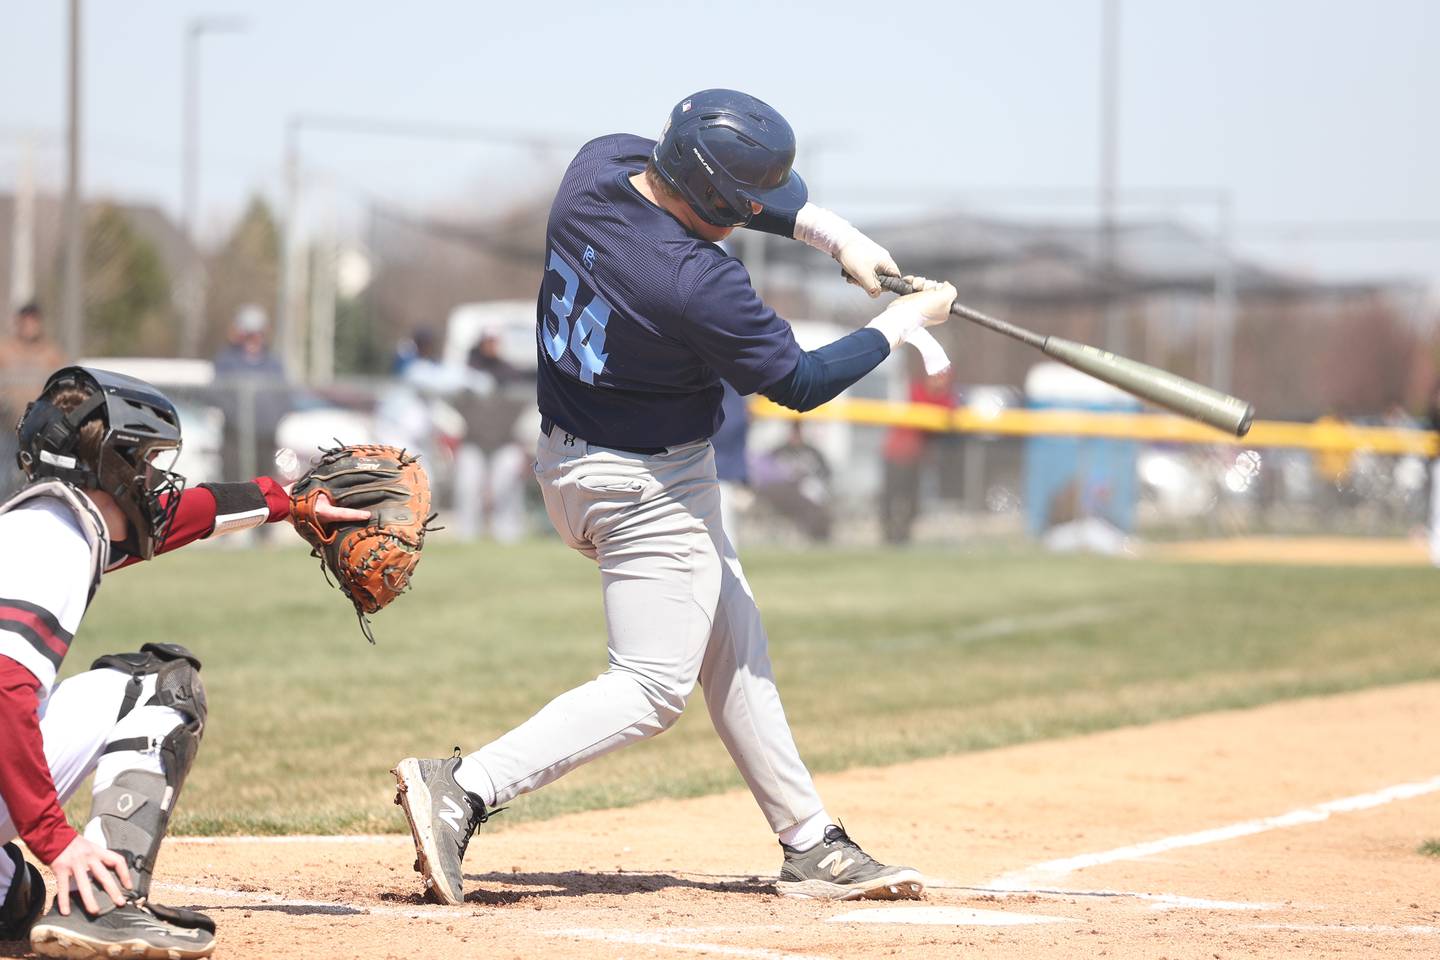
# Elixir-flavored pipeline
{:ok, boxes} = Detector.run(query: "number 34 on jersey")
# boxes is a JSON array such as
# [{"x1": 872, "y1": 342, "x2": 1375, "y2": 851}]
[{"x1": 542, "y1": 245, "x2": 614, "y2": 384}]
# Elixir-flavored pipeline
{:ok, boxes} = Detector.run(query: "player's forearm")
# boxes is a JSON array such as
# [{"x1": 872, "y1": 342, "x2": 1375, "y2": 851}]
[
  {"x1": 791, "y1": 202, "x2": 861, "y2": 256},
  {"x1": 199, "y1": 478, "x2": 291, "y2": 535},
  {"x1": 746, "y1": 205, "x2": 798, "y2": 238},
  {"x1": 0, "y1": 657, "x2": 78, "y2": 863},
  {"x1": 760, "y1": 328, "x2": 890, "y2": 413},
  {"x1": 114, "y1": 477, "x2": 290, "y2": 568},
  {"x1": 790, "y1": 203, "x2": 898, "y2": 298}
]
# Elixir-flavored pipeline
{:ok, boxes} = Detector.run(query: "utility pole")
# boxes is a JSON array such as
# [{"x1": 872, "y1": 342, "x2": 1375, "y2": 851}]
[
  {"x1": 1099, "y1": 0, "x2": 1124, "y2": 353},
  {"x1": 180, "y1": 16, "x2": 247, "y2": 357},
  {"x1": 278, "y1": 118, "x2": 301, "y2": 379},
  {"x1": 8, "y1": 138, "x2": 36, "y2": 312},
  {"x1": 60, "y1": 0, "x2": 83, "y2": 358}
]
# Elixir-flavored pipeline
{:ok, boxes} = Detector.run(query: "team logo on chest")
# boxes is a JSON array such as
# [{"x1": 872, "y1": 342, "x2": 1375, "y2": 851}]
[{"x1": 583, "y1": 245, "x2": 596, "y2": 271}]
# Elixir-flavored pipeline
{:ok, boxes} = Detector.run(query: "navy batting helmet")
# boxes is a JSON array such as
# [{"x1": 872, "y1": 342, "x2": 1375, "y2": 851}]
[{"x1": 652, "y1": 89, "x2": 808, "y2": 228}]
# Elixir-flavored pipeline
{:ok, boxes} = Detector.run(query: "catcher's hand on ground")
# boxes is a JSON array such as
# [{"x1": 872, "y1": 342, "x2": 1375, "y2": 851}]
[{"x1": 288, "y1": 443, "x2": 436, "y2": 643}]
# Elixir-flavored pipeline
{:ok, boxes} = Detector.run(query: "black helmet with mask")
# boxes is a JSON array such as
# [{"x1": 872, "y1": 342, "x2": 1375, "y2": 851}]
[{"x1": 15, "y1": 366, "x2": 186, "y2": 560}]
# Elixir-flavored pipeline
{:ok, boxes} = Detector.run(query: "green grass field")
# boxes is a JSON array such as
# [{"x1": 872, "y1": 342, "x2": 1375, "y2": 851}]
[{"x1": 62, "y1": 539, "x2": 1440, "y2": 836}]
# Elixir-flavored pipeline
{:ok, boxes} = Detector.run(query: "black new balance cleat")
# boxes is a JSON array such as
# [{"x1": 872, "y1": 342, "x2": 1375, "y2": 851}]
[
  {"x1": 775, "y1": 824, "x2": 925, "y2": 901},
  {"x1": 392, "y1": 752, "x2": 498, "y2": 905},
  {"x1": 0, "y1": 842, "x2": 46, "y2": 941},
  {"x1": 29, "y1": 899, "x2": 215, "y2": 960}
]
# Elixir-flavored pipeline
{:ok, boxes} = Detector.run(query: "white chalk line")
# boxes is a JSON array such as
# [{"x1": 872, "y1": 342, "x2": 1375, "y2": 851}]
[
  {"x1": 157, "y1": 884, "x2": 831, "y2": 957},
  {"x1": 828, "y1": 906, "x2": 1072, "y2": 926},
  {"x1": 549, "y1": 927, "x2": 828, "y2": 960},
  {"x1": 152, "y1": 882, "x2": 461, "y2": 920},
  {"x1": 157, "y1": 886, "x2": 830, "y2": 960},
  {"x1": 168, "y1": 834, "x2": 411, "y2": 845},
  {"x1": 1245, "y1": 923, "x2": 1440, "y2": 935},
  {"x1": 987, "y1": 888, "x2": 1276, "y2": 912},
  {"x1": 991, "y1": 773, "x2": 1440, "y2": 890}
]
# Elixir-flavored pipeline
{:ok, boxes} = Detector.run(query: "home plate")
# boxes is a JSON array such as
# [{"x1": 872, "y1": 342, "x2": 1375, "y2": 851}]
[{"x1": 828, "y1": 907, "x2": 1075, "y2": 926}]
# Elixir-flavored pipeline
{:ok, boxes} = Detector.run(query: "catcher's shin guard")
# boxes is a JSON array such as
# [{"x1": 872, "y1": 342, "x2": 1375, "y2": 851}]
[{"x1": 79, "y1": 644, "x2": 207, "y2": 904}]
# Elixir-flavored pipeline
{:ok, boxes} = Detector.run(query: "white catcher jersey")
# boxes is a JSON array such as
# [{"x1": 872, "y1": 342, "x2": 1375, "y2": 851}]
[{"x1": 0, "y1": 483, "x2": 109, "y2": 699}]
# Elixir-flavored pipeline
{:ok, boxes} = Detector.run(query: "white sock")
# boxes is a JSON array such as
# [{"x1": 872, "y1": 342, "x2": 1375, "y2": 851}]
[
  {"x1": 453, "y1": 757, "x2": 497, "y2": 808},
  {"x1": 778, "y1": 809, "x2": 832, "y2": 852}
]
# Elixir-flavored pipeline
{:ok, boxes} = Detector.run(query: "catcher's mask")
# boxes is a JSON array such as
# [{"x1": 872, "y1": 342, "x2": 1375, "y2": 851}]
[{"x1": 16, "y1": 366, "x2": 186, "y2": 560}]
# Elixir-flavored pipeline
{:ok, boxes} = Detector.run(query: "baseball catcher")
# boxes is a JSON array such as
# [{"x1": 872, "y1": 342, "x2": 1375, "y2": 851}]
[
  {"x1": 288, "y1": 443, "x2": 434, "y2": 643},
  {"x1": 0, "y1": 366, "x2": 365, "y2": 959}
]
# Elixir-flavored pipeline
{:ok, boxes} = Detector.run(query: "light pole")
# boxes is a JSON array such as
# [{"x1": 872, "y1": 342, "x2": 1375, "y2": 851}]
[
  {"x1": 180, "y1": 15, "x2": 247, "y2": 357},
  {"x1": 60, "y1": 0, "x2": 83, "y2": 358},
  {"x1": 1099, "y1": 0, "x2": 1124, "y2": 353}
]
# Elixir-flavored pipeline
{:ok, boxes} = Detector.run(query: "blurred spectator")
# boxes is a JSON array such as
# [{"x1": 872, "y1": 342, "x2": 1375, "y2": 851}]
[
  {"x1": 1313, "y1": 411, "x2": 1355, "y2": 506},
  {"x1": 466, "y1": 331, "x2": 526, "y2": 390},
  {"x1": 212, "y1": 305, "x2": 286, "y2": 490},
  {"x1": 214, "y1": 304, "x2": 285, "y2": 378},
  {"x1": 0, "y1": 302, "x2": 67, "y2": 496},
  {"x1": 377, "y1": 327, "x2": 453, "y2": 479},
  {"x1": 713, "y1": 381, "x2": 752, "y2": 546},
  {"x1": 880, "y1": 368, "x2": 955, "y2": 544},
  {"x1": 452, "y1": 332, "x2": 533, "y2": 543},
  {"x1": 751, "y1": 421, "x2": 833, "y2": 543},
  {"x1": 398, "y1": 326, "x2": 476, "y2": 394},
  {"x1": 400, "y1": 327, "x2": 441, "y2": 385},
  {"x1": 391, "y1": 335, "x2": 420, "y2": 376},
  {"x1": 0, "y1": 301, "x2": 66, "y2": 418}
]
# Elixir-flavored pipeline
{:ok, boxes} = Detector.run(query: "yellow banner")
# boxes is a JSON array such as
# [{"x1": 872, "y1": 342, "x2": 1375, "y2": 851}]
[{"x1": 749, "y1": 397, "x2": 1438, "y2": 456}]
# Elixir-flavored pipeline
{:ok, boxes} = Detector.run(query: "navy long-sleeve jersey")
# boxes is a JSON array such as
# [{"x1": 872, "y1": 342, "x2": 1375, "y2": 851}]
[{"x1": 536, "y1": 133, "x2": 813, "y2": 449}]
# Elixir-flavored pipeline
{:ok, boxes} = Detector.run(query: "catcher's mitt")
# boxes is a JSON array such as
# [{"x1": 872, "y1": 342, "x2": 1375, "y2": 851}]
[{"x1": 289, "y1": 443, "x2": 435, "y2": 643}]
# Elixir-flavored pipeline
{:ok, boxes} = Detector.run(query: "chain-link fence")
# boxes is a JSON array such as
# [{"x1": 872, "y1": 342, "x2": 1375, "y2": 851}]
[{"x1": 5, "y1": 357, "x2": 1431, "y2": 556}]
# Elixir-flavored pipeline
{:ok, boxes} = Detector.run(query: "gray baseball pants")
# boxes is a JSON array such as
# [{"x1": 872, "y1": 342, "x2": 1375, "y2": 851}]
[{"x1": 465, "y1": 426, "x2": 824, "y2": 833}]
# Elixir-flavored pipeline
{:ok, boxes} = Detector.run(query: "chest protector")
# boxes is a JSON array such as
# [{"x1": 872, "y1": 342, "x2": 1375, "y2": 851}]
[{"x1": 0, "y1": 479, "x2": 110, "y2": 605}]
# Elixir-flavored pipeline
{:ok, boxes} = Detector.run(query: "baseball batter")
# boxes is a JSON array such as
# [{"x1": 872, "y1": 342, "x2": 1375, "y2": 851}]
[
  {"x1": 393, "y1": 89, "x2": 956, "y2": 904},
  {"x1": 0, "y1": 366, "x2": 364, "y2": 958}
]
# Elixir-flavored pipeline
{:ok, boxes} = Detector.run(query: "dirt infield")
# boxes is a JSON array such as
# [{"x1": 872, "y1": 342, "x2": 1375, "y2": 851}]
[
  {"x1": 1148, "y1": 535, "x2": 1430, "y2": 566},
  {"x1": 6, "y1": 681, "x2": 1440, "y2": 959}
]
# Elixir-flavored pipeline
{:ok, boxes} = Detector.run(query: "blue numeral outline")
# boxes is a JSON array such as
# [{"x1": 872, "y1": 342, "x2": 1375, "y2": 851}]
[{"x1": 544, "y1": 247, "x2": 613, "y2": 383}]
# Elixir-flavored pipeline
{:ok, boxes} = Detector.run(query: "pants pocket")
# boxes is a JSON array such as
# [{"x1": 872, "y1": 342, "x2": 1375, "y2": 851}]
[{"x1": 576, "y1": 475, "x2": 647, "y2": 495}]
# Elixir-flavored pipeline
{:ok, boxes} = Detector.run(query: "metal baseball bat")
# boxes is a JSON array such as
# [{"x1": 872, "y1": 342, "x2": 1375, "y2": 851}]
[{"x1": 877, "y1": 275, "x2": 1254, "y2": 436}]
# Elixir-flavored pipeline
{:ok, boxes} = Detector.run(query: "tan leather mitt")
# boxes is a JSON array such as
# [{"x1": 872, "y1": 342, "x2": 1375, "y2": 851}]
[{"x1": 289, "y1": 444, "x2": 434, "y2": 643}]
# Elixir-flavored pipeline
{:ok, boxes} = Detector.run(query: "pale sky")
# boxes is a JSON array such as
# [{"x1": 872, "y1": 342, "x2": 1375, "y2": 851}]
[{"x1": 1, "y1": 0, "x2": 1436, "y2": 293}]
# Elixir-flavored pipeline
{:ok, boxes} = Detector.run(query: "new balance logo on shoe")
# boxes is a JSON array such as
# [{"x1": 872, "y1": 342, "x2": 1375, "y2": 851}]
[
  {"x1": 817, "y1": 850, "x2": 856, "y2": 878},
  {"x1": 438, "y1": 795, "x2": 467, "y2": 832}
]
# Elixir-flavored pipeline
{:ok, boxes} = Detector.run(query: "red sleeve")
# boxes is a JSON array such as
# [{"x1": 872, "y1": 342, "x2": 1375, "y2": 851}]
[
  {"x1": 113, "y1": 477, "x2": 290, "y2": 570},
  {"x1": 255, "y1": 476, "x2": 291, "y2": 521},
  {"x1": 0, "y1": 657, "x2": 78, "y2": 863}
]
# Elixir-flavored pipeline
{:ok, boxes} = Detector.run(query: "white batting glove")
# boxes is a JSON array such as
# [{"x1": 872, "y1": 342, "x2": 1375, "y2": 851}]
[
  {"x1": 866, "y1": 279, "x2": 957, "y2": 349},
  {"x1": 896, "y1": 277, "x2": 957, "y2": 327},
  {"x1": 835, "y1": 234, "x2": 900, "y2": 297},
  {"x1": 792, "y1": 203, "x2": 899, "y2": 297}
]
